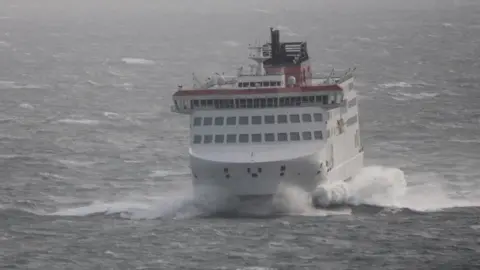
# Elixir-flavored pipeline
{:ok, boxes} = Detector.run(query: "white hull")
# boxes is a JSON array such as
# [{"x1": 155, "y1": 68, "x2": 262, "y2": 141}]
[{"x1": 190, "y1": 149, "x2": 364, "y2": 197}]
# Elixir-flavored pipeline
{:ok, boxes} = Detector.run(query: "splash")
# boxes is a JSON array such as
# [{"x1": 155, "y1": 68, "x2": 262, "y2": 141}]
[
  {"x1": 312, "y1": 166, "x2": 480, "y2": 212},
  {"x1": 312, "y1": 166, "x2": 406, "y2": 208},
  {"x1": 48, "y1": 186, "x2": 236, "y2": 220},
  {"x1": 46, "y1": 166, "x2": 480, "y2": 219}
]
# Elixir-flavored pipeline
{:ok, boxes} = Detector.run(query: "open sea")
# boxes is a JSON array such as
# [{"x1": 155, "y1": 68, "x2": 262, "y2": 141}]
[{"x1": 1, "y1": 0, "x2": 480, "y2": 269}]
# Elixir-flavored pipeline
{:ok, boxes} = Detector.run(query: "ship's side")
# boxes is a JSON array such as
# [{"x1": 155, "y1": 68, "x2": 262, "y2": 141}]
[{"x1": 171, "y1": 28, "x2": 364, "y2": 201}]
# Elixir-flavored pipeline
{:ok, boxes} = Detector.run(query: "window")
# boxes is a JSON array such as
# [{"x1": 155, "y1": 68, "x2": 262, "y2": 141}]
[
  {"x1": 278, "y1": 133, "x2": 288, "y2": 141},
  {"x1": 289, "y1": 114, "x2": 300, "y2": 123},
  {"x1": 278, "y1": 114, "x2": 287, "y2": 123},
  {"x1": 239, "y1": 116, "x2": 249, "y2": 125},
  {"x1": 246, "y1": 99, "x2": 253, "y2": 108},
  {"x1": 252, "y1": 116, "x2": 262, "y2": 125},
  {"x1": 302, "y1": 114, "x2": 312, "y2": 122},
  {"x1": 239, "y1": 134, "x2": 249, "y2": 143},
  {"x1": 314, "y1": 131, "x2": 323, "y2": 140},
  {"x1": 215, "y1": 135, "x2": 224, "y2": 143},
  {"x1": 348, "y1": 97, "x2": 357, "y2": 108},
  {"x1": 193, "y1": 135, "x2": 202, "y2": 144},
  {"x1": 313, "y1": 113, "x2": 323, "y2": 122},
  {"x1": 265, "y1": 133, "x2": 275, "y2": 142},
  {"x1": 226, "y1": 134, "x2": 236, "y2": 143},
  {"x1": 214, "y1": 117, "x2": 224, "y2": 126},
  {"x1": 203, "y1": 117, "x2": 213, "y2": 126},
  {"x1": 204, "y1": 135, "x2": 213, "y2": 144},
  {"x1": 226, "y1": 117, "x2": 236, "y2": 125},
  {"x1": 251, "y1": 133, "x2": 262, "y2": 142},
  {"x1": 193, "y1": 117, "x2": 202, "y2": 126},
  {"x1": 290, "y1": 132, "x2": 300, "y2": 141},
  {"x1": 264, "y1": 115, "x2": 275, "y2": 124},
  {"x1": 346, "y1": 115, "x2": 358, "y2": 126},
  {"x1": 302, "y1": 131, "x2": 312, "y2": 140}
]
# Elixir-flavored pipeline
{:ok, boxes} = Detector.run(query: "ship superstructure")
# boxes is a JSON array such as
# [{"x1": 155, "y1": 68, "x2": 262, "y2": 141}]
[{"x1": 171, "y1": 28, "x2": 364, "y2": 202}]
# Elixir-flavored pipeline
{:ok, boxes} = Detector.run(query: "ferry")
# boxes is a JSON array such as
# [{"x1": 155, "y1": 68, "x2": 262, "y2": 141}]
[{"x1": 171, "y1": 28, "x2": 364, "y2": 207}]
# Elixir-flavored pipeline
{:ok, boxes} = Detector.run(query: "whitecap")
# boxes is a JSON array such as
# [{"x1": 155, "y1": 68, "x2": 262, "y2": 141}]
[
  {"x1": 103, "y1": 111, "x2": 120, "y2": 119},
  {"x1": 222, "y1": 40, "x2": 240, "y2": 47},
  {"x1": 149, "y1": 169, "x2": 188, "y2": 178},
  {"x1": 0, "y1": 41, "x2": 10, "y2": 47},
  {"x1": 19, "y1": 103, "x2": 34, "y2": 110},
  {"x1": 121, "y1": 57, "x2": 155, "y2": 65},
  {"x1": 57, "y1": 159, "x2": 96, "y2": 168},
  {"x1": 390, "y1": 91, "x2": 438, "y2": 101},
  {"x1": 57, "y1": 119, "x2": 100, "y2": 125},
  {"x1": 253, "y1": 8, "x2": 271, "y2": 14},
  {"x1": 379, "y1": 82, "x2": 413, "y2": 88}
]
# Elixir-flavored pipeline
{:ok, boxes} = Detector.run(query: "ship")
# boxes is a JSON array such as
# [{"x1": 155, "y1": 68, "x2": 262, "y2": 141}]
[{"x1": 171, "y1": 27, "x2": 364, "y2": 208}]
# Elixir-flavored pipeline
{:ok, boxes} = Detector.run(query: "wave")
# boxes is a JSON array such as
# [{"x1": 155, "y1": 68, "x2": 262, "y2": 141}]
[
  {"x1": 57, "y1": 119, "x2": 100, "y2": 125},
  {"x1": 8, "y1": 165, "x2": 478, "y2": 220},
  {"x1": 389, "y1": 91, "x2": 439, "y2": 101},
  {"x1": 121, "y1": 57, "x2": 155, "y2": 65},
  {"x1": 0, "y1": 80, "x2": 46, "y2": 90}
]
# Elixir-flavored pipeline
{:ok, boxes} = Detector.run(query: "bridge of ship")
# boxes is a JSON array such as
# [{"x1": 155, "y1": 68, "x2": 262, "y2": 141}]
[{"x1": 171, "y1": 82, "x2": 352, "y2": 114}]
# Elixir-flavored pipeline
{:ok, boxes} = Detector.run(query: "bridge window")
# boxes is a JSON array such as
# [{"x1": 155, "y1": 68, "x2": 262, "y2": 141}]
[
  {"x1": 302, "y1": 131, "x2": 312, "y2": 140},
  {"x1": 193, "y1": 117, "x2": 202, "y2": 126},
  {"x1": 193, "y1": 135, "x2": 202, "y2": 144},
  {"x1": 252, "y1": 116, "x2": 262, "y2": 125},
  {"x1": 215, "y1": 135, "x2": 224, "y2": 143},
  {"x1": 302, "y1": 114, "x2": 312, "y2": 122},
  {"x1": 214, "y1": 117, "x2": 224, "y2": 126},
  {"x1": 290, "y1": 132, "x2": 300, "y2": 141},
  {"x1": 239, "y1": 134, "x2": 249, "y2": 143},
  {"x1": 204, "y1": 117, "x2": 213, "y2": 126},
  {"x1": 265, "y1": 115, "x2": 275, "y2": 124},
  {"x1": 251, "y1": 133, "x2": 262, "y2": 142},
  {"x1": 314, "y1": 131, "x2": 323, "y2": 140},
  {"x1": 226, "y1": 116, "x2": 236, "y2": 125},
  {"x1": 239, "y1": 116, "x2": 249, "y2": 125},
  {"x1": 289, "y1": 114, "x2": 300, "y2": 123},
  {"x1": 313, "y1": 113, "x2": 323, "y2": 122},
  {"x1": 226, "y1": 134, "x2": 236, "y2": 143},
  {"x1": 265, "y1": 133, "x2": 275, "y2": 142},
  {"x1": 277, "y1": 114, "x2": 287, "y2": 123},
  {"x1": 204, "y1": 135, "x2": 213, "y2": 144},
  {"x1": 278, "y1": 133, "x2": 288, "y2": 142}
]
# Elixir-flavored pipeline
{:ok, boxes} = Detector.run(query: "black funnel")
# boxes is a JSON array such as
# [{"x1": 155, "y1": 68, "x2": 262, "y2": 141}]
[{"x1": 270, "y1": 27, "x2": 280, "y2": 59}]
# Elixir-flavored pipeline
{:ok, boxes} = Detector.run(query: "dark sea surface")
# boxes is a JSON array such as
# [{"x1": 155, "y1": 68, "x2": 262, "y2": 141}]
[{"x1": 1, "y1": 0, "x2": 480, "y2": 269}]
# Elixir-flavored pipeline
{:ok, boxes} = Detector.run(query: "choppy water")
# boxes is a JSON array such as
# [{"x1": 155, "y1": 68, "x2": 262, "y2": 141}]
[{"x1": 1, "y1": 0, "x2": 480, "y2": 269}]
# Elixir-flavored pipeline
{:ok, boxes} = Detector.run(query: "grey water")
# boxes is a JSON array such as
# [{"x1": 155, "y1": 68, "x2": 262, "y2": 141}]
[{"x1": 1, "y1": 0, "x2": 480, "y2": 269}]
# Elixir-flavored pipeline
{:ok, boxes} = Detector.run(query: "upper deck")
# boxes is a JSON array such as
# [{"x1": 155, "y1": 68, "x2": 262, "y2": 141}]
[{"x1": 171, "y1": 28, "x2": 356, "y2": 114}]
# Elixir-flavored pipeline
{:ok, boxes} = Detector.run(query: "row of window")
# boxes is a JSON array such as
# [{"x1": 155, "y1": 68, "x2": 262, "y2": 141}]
[
  {"x1": 192, "y1": 131, "x2": 324, "y2": 144},
  {"x1": 188, "y1": 94, "x2": 343, "y2": 110},
  {"x1": 237, "y1": 81, "x2": 282, "y2": 88},
  {"x1": 193, "y1": 113, "x2": 324, "y2": 126}
]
